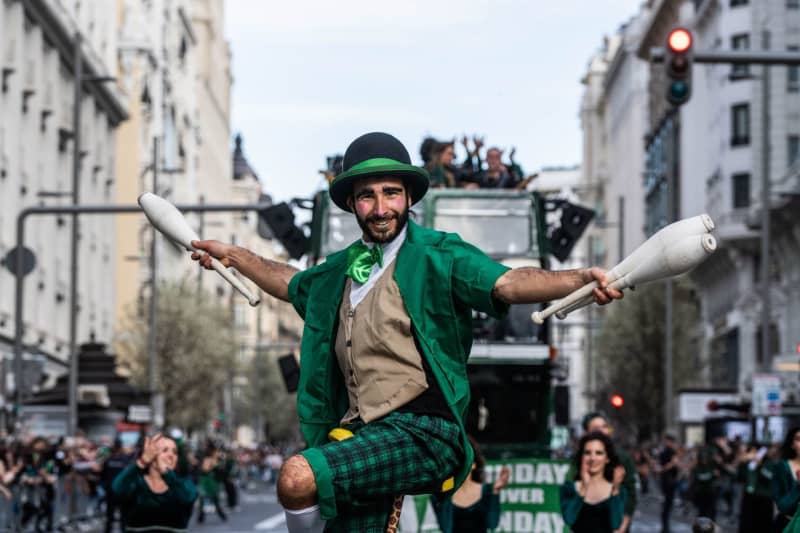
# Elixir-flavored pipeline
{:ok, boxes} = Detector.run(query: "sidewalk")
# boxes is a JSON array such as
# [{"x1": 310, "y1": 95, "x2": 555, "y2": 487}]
[{"x1": 632, "y1": 491, "x2": 737, "y2": 533}]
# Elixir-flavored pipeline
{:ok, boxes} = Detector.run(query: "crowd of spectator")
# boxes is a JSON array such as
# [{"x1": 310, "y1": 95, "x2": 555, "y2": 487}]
[
  {"x1": 321, "y1": 135, "x2": 536, "y2": 191},
  {"x1": 420, "y1": 135, "x2": 532, "y2": 190},
  {"x1": 0, "y1": 431, "x2": 292, "y2": 532},
  {"x1": 588, "y1": 431, "x2": 800, "y2": 532},
  {"x1": 553, "y1": 424, "x2": 800, "y2": 532}
]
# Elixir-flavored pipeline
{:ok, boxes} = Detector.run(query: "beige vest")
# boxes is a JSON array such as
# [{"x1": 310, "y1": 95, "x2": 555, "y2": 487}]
[{"x1": 335, "y1": 260, "x2": 428, "y2": 424}]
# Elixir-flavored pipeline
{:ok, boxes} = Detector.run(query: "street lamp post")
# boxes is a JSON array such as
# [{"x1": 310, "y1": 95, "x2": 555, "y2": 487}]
[
  {"x1": 66, "y1": 33, "x2": 117, "y2": 436},
  {"x1": 67, "y1": 32, "x2": 83, "y2": 437},
  {"x1": 147, "y1": 139, "x2": 160, "y2": 428},
  {"x1": 663, "y1": 112, "x2": 678, "y2": 434},
  {"x1": 760, "y1": 31, "x2": 772, "y2": 374}
]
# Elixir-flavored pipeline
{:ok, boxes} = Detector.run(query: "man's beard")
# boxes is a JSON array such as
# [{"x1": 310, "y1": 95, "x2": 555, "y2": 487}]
[{"x1": 355, "y1": 207, "x2": 409, "y2": 244}]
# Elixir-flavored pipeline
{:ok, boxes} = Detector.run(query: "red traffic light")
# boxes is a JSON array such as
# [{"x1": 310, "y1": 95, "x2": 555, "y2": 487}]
[
  {"x1": 667, "y1": 28, "x2": 692, "y2": 53},
  {"x1": 665, "y1": 28, "x2": 693, "y2": 106},
  {"x1": 610, "y1": 394, "x2": 624, "y2": 409}
]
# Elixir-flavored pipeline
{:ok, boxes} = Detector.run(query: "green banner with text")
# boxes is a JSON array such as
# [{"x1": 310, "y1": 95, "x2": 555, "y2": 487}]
[{"x1": 400, "y1": 457, "x2": 570, "y2": 533}]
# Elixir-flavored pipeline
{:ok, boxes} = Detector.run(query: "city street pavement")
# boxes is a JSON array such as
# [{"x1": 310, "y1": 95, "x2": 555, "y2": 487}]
[
  {"x1": 76, "y1": 481, "x2": 288, "y2": 533},
  {"x1": 630, "y1": 491, "x2": 736, "y2": 533},
  {"x1": 189, "y1": 484, "x2": 738, "y2": 533},
  {"x1": 83, "y1": 482, "x2": 739, "y2": 533},
  {"x1": 192, "y1": 482, "x2": 288, "y2": 533}
]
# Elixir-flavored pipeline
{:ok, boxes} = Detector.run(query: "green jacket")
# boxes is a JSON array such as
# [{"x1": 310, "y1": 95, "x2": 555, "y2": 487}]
[
  {"x1": 738, "y1": 459, "x2": 774, "y2": 499},
  {"x1": 431, "y1": 483, "x2": 501, "y2": 533},
  {"x1": 565, "y1": 447, "x2": 637, "y2": 516},
  {"x1": 288, "y1": 220, "x2": 510, "y2": 519},
  {"x1": 111, "y1": 463, "x2": 197, "y2": 532},
  {"x1": 559, "y1": 482, "x2": 626, "y2": 531},
  {"x1": 772, "y1": 459, "x2": 800, "y2": 516},
  {"x1": 618, "y1": 449, "x2": 638, "y2": 515}
]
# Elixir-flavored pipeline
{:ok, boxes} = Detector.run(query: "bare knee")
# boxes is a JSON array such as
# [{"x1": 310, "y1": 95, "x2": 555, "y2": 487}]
[{"x1": 277, "y1": 455, "x2": 318, "y2": 509}]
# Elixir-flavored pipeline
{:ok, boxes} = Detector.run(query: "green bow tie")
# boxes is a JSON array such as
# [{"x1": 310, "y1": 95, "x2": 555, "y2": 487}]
[{"x1": 346, "y1": 242, "x2": 383, "y2": 284}]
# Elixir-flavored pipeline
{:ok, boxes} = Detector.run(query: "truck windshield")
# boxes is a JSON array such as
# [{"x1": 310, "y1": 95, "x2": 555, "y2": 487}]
[
  {"x1": 425, "y1": 194, "x2": 536, "y2": 258},
  {"x1": 324, "y1": 207, "x2": 362, "y2": 255}
]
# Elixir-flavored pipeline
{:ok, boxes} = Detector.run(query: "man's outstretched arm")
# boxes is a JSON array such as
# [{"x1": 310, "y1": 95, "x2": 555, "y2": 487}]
[
  {"x1": 191, "y1": 240, "x2": 299, "y2": 302},
  {"x1": 492, "y1": 266, "x2": 623, "y2": 305}
]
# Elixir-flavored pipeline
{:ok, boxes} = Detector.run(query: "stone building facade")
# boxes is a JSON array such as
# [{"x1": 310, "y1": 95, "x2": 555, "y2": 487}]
[
  {"x1": 581, "y1": 0, "x2": 800, "y2": 429},
  {"x1": 0, "y1": 0, "x2": 126, "y2": 398}
]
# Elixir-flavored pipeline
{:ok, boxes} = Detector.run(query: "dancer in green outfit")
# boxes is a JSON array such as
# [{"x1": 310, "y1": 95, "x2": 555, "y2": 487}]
[
  {"x1": 192, "y1": 132, "x2": 622, "y2": 532},
  {"x1": 432, "y1": 435, "x2": 510, "y2": 533},
  {"x1": 560, "y1": 431, "x2": 627, "y2": 533},
  {"x1": 112, "y1": 434, "x2": 197, "y2": 533},
  {"x1": 582, "y1": 412, "x2": 638, "y2": 532},
  {"x1": 773, "y1": 427, "x2": 800, "y2": 532},
  {"x1": 197, "y1": 446, "x2": 227, "y2": 524}
]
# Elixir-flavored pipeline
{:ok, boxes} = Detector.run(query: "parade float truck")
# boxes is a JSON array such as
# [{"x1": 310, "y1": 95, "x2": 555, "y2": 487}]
[{"x1": 309, "y1": 188, "x2": 570, "y2": 533}]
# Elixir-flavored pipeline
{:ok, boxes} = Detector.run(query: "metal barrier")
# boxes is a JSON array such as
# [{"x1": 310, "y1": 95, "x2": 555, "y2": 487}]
[
  {"x1": 0, "y1": 490, "x2": 13, "y2": 532},
  {"x1": 0, "y1": 471, "x2": 107, "y2": 533}
]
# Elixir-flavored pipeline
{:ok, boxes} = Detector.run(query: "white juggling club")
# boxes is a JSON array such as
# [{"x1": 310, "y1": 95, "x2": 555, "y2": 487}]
[
  {"x1": 531, "y1": 214, "x2": 716, "y2": 324},
  {"x1": 553, "y1": 214, "x2": 715, "y2": 318},
  {"x1": 549, "y1": 235, "x2": 716, "y2": 320},
  {"x1": 138, "y1": 192, "x2": 261, "y2": 307}
]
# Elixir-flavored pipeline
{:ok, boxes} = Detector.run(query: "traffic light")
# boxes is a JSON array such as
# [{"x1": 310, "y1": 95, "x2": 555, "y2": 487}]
[
  {"x1": 610, "y1": 394, "x2": 624, "y2": 409},
  {"x1": 665, "y1": 27, "x2": 693, "y2": 106},
  {"x1": 278, "y1": 353, "x2": 300, "y2": 393},
  {"x1": 259, "y1": 202, "x2": 310, "y2": 259},
  {"x1": 547, "y1": 202, "x2": 595, "y2": 262}
]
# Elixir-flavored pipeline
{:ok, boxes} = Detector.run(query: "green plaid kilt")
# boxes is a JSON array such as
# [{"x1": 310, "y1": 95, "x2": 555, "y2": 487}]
[{"x1": 300, "y1": 411, "x2": 464, "y2": 532}]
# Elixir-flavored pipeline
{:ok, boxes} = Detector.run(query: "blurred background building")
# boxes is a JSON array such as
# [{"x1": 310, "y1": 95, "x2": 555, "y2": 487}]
[
  {"x1": 0, "y1": 0, "x2": 126, "y2": 411},
  {"x1": 0, "y1": 0, "x2": 301, "y2": 442},
  {"x1": 578, "y1": 0, "x2": 800, "y2": 440}
]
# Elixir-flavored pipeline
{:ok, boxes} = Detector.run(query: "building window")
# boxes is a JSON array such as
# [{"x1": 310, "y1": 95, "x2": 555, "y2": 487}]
[
  {"x1": 732, "y1": 173, "x2": 750, "y2": 208},
  {"x1": 731, "y1": 103, "x2": 750, "y2": 146},
  {"x1": 237, "y1": 344, "x2": 248, "y2": 365},
  {"x1": 731, "y1": 34, "x2": 750, "y2": 78},
  {"x1": 730, "y1": 0, "x2": 748, "y2": 5},
  {"x1": 234, "y1": 303, "x2": 247, "y2": 328},
  {"x1": 789, "y1": 135, "x2": 800, "y2": 167},
  {"x1": 711, "y1": 328, "x2": 739, "y2": 388},
  {"x1": 756, "y1": 323, "x2": 780, "y2": 366},
  {"x1": 789, "y1": 46, "x2": 800, "y2": 92}
]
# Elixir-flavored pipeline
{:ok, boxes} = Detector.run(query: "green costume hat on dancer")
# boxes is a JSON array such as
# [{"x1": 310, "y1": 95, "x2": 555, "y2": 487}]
[{"x1": 329, "y1": 132, "x2": 430, "y2": 212}]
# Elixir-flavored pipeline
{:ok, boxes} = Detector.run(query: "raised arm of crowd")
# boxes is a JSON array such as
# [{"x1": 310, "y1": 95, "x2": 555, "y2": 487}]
[{"x1": 420, "y1": 134, "x2": 533, "y2": 190}]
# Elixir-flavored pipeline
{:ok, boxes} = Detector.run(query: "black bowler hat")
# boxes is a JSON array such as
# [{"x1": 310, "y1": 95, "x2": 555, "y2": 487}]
[{"x1": 329, "y1": 132, "x2": 430, "y2": 212}]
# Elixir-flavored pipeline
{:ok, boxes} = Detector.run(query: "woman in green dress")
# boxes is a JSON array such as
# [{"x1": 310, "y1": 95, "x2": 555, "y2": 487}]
[
  {"x1": 772, "y1": 427, "x2": 800, "y2": 532},
  {"x1": 560, "y1": 431, "x2": 627, "y2": 533},
  {"x1": 112, "y1": 434, "x2": 197, "y2": 533},
  {"x1": 432, "y1": 436, "x2": 510, "y2": 533},
  {"x1": 197, "y1": 446, "x2": 228, "y2": 524}
]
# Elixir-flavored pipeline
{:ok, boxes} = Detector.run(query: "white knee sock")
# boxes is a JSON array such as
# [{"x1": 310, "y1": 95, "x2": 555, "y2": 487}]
[{"x1": 284, "y1": 504, "x2": 326, "y2": 533}]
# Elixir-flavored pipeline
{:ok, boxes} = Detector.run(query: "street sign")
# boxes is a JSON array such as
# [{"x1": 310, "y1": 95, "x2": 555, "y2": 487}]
[
  {"x1": 127, "y1": 404, "x2": 152, "y2": 423},
  {"x1": 752, "y1": 374, "x2": 782, "y2": 416},
  {"x1": 1, "y1": 246, "x2": 36, "y2": 276},
  {"x1": 400, "y1": 457, "x2": 570, "y2": 532}
]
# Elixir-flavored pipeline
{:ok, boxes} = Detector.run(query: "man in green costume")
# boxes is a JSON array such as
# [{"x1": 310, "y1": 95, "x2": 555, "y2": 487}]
[{"x1": 192, "y1": 132, "x2": 622, "y2": 532}]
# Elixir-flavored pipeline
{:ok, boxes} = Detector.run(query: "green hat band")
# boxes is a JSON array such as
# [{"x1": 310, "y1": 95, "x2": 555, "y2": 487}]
[{"x1": 346, "y1": 157, "x2": 407, "y2": 173}]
